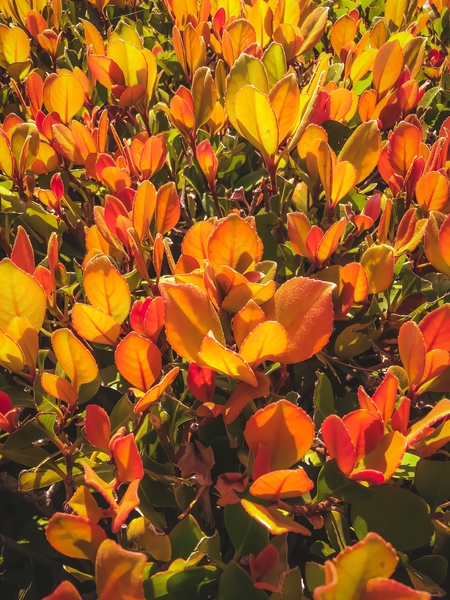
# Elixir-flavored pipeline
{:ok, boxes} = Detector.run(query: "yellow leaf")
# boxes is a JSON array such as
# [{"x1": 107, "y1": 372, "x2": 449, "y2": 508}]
[
  {"x1": 107, "y1": 39, "x2": 147, "y2": 88},
  {"x1": 361, "y1": 244, "x2": 394, "y2": 293},
  {"x1": 241, "y1": 499, "x2": 311, "y2": 535},
  {"x1": 0, "y1": 259, "x2": 46, "y2": 332},
  {"x1": 197, "y1": 331, "x2": 257, "y2": 386},
  {"x1": 126, "y1": 517, "x2": 172, "y2": 562},
  {"x1": 84, "y1": 255, "x2": 131, "y2": 324},
  {"x1": 314, "y1": 532, "x2": 398, "y2": 600},
  {"x1": 385, "y1": 0, "x2": 408, "y2": 30},
  {"x1": 338, "y1": 121, "x2": 381, "y2": 184},
  {"x1": 239, "y1": 321, "x2": 288, "y2": 367},
  {"x1": 4, "y1": 27, "x2": 30, "y2": 63},
  {"x1": 52, "y1": 328, "x2": 98, "y2": 389},
  {"x1": 7, "y1": 316, "x2": 38, "y2": 371},
  {"x1": 226, "y1": 54, "x2": 269, "y2": 139},
  {"x1": 235, "y1": 85, "x2": 279, "y2": 158},
  {"x1": 0, "y1": 329, "x2": 25, "y2": 373}
]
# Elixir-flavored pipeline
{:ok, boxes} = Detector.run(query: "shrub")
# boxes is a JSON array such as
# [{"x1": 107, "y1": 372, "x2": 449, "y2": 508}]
[{"x1": 0, "y1": 0, "x2": 450, "y2": 598}]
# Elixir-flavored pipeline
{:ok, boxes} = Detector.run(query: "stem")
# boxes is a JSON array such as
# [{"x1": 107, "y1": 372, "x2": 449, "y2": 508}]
[
  {"x1": 267, "y1": 159, "x2": 278, "y2": 196},
  {"x1": 210, "y1": 186, "x2": 224, "y2": 218}
]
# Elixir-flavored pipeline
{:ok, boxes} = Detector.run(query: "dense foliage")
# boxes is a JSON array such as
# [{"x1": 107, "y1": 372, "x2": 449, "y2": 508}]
[{"x1": 1, "y1": 0, "x2": 450, "y2": 598}]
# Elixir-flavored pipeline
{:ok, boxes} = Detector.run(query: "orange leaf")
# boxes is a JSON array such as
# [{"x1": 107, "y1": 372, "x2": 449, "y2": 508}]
[
  {"x1": 353, "y1": 431, "x2": 407, "y2": 481},
  {"x1": 180, "y1": 220, "x2": 215, "y2": 267},
  {"x1": 233, "y1": 300, "x2": 267, "y2": 349},
  {"x1": 95, "y1": 539, "x2": 146, "y2": 600},
  {"x1": 44, "y1": 73, "x2": 85, "y2": 123},
  {"x1": 84, "y1": 255, "x2": 131, "y2": 324},
  {"x1": 287, "y1": 212, "x2": 313, "y2": 260},
  {"x1": 72, "y1": 303, "x2": 121, "y2": 345},
  {"x1": 155, "y1": 182, "x2": 180, "y2": 236},
  {"x1": 398, "y1": 321, "x2": 426, "y2": 387},
  {"x1": 208, "y1": 213, "x2": 262, "y2": 273},
  {"x1": 159, "y1": 282, "x2": 225, "y2": 362},
  {"x1": 406, "y1": 398, "x2": 450, "y2": 444},
  {"x1": 139, "y1": 135, "x2": 166, "y2": 179},
  {"x1": 331, "y1": 161, "x2": 357, "y2": 207},
  {"x1": 46, "y1": 513, "x2": 106, "y2": 561},
  {"x1": 197, "y1": 331, "x2": 257, "y2": 386},
  {"x1": 52, "y1": 328, "x2": 98, "y2": 390},
  {"x1": 223, "y1": 372, "x2": 270, "y2": 424},
  {"x1": 387, "y1": 121, "x2": 421, "y2": 179},
  {"x1": 250, "y1": 468, "x2": 314, "y2": 500},
  {"x1": 316, "y1": 218, "x2": 347, "y2": 264},
  {"x1": 416, "y1": 171, "x2": 449, "y2": 214},
  {"x1": 11, "y1": 226, "x2": 34, "y2": 274},
  {"x1": 265, "y1": 277, "x2": 334, "y2": 364},
  {"x1": 241, "y1": 499, "x2": 311, "y2": 536},
  {"x1": 245, "y1": 400, "x2": 314, "y2": 471},
  {"x1": 419, "y1": 304, "x2": 450, "y2": 352},
  {"x1": 239, "y1": 321, "x2": 288, "y2": 367},
  {"x1": 41, "y1": 373, "x2": 78, "y2": 406},
  {"x1": 115, "y1": 332, "x2": 162, "y2": 392},
  {"x1": 372, "y1": 371, "x2": 399, "y2": 424},
  {"x1": 134, "y1": 367, "x2": 180, "y2": 413},
  {"x1": 268, "y1": 73, "x2": 301, "y2": 144},
  {"x1": 373, "y1": 40, "x2": 404, "y2": 98}
]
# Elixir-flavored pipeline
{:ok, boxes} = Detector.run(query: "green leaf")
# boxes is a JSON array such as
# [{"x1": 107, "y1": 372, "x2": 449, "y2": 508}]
[
  {"x1": 351, "y1": 485, "x2": 434, "y2": 550},
  {"x1": 169, "y1": 515, "x2": 204, "y2": 560},
  {"x1": 415, "y1": 459, "x2": 450, "y2": 511},
  {"x1": 144, "y1": 564, "x2": 219, "y2": 599},
  {"x1": 324, "y1": 510, "x2": 351, "y2": 552},
  {"x1": 139, "y1": 480, "x2": 167, "y2": 531},
  {"x1": 224, "y1": 502, "x2": 269, "y2": 560},
  {"x1": 19, "y1": 466, "x2": 63, "y2": 491},
  {"x1": 314, "y1": 459, "x2": 373, "y2": 504},
  {"x1": 410, "y1": 555, "x2": 448, "y2": 585},
  {"x1": 218, "y1": 562, "x2": 267, "y2": 600},
  {"x1": 313, "y1": 371, "x2": 336, "y2": 429},
  {"x1": 262, "y1": 43, "x2": 287, "y2": 88},
  {"x1": 304, "y1": 562, "x2": 326, "y2": 592}
]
